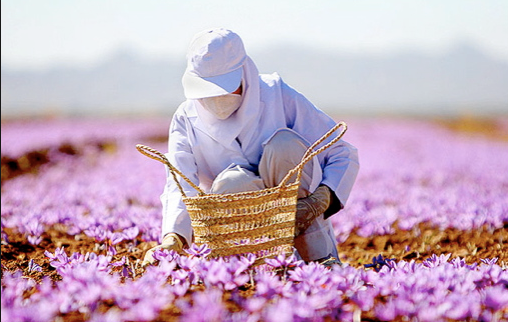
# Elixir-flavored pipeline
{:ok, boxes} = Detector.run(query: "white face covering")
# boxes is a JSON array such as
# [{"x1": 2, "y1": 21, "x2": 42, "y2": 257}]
[{"x1": 198, "y1": 94, "x2": 243, "y2": 120}]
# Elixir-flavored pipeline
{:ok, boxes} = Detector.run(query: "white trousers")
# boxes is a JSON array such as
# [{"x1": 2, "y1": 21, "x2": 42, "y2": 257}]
[{"x1": 210, "y1": 128, "x2": 338, "y2": 261}]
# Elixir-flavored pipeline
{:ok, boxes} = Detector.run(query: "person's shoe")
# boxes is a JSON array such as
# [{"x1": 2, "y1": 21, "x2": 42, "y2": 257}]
[{"x1": 316, "y1": 255, "x2": 342, "y2": 268}]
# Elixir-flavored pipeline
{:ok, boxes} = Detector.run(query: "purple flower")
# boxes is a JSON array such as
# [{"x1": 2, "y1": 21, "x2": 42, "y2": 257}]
[
  {"x1": 451, "y1": 257, "x2": 477, "y2": 270},
  {"x1": 27, "y1": 259, "x2": 43, "y2": 273},
  {"x1": 201, "y1": 260, "x2": 233, "y2": 289},
  {"x1": 141, "y1": 227, "x2": 160, "y2": 243},
  {"x1": 443, "y1": 294, "x2": 477, "y2": 321},
  {"x1": 423, "y1": 253, "x2": 451, "y2": 268},
  {"x1": 110, "y1": 256, "x2": 133, "y2": 277},
  {"x1": 475, "y1": 264, "x2": 508, "y2": 288},
  {"x1": 1, "y1": 230, "x2": 9, "y2": 244},
  {"x1": 170, "y1": 270, "x2": 191, "y2": 297},
  {"x1": 120, "y1": 266, "x2": 132, "y2": 278},
  {"x1": 227, "y1": 256, "x2": 252, "y2": 276},
  {"x1": 44, "y1": 246, "x2": 66, "y2": 260},
  {"x1": 241, "y1": 253, "x2": 257, "y2": 266},
  {"x1": 84, "y1": 226, "x2": 107, "y2": 242},
  {"x1": 255, "y1": 272, "x2": 285, "y2": 299},
  {"x1": 86, "y1": 253, "x2": 112, "y2": 272},
  {"x1": 184, "y1": 243, "x2": 212, "y2": 258},
  {"x1": 111, "y1": 256, "x2": 127, "y2": 267},
  {"x1": 106, "y1": 245, "x2": 117, "y2": 256},
  {"x1": 199, "y1": 258, "x2": 250, "y2": 291},
  {"x1": 262, "y1": 297, "x2": 295, "y2": 322},
  {"x1": 484, "y1": 285, "x2": 508, "y2": 311},
  {"x1": 385, "y1": 259, "x2": 421, "y2": 273},
  {"x1": 109, "y1": 231, "x2": 125, "y2": 245},
  {"x1": 178, "y1": 289, "x2": 227, "y2": 322},
  {"x1": 351, "y1": 288, "x2": 376, "y2": 311},
  {"x1": 27, "y1": 235, "x2": 43, "y2": 245},
  {"x1": 265, "y1": 252, "x2": 303, "y2": 269},
  {"x1": 480, "y1": 257, "x2": 499, "y2": 266},
  {"x1": 177, "y1": 254, "x2": 200, "y2": 271},
  {"x1": 288, "y1": 262, "x2": 331, "y2": 294},
  {"x1": 46, "y1": 247, "x2": 71, "y2": 269},
  {"x1": 244, "y1": 296, "x2": 268, "y2": 313},
  {"x1": 375, "y1": 299, "x2": 398, "y2": 321},
  {"x1": 25, "y1": 221, "x2": 44, "y2": 245},
  {"x1": 153, "y1": 248, "x2": 179, "y2": 262},
  {"x1": 364, "y1": 254, "x2": 395, "y2": 272},
  {"x1": 122, "y1": 226, "x2": 139, "y2": 240}
]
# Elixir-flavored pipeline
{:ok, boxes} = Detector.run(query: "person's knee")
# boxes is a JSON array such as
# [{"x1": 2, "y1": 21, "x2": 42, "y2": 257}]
[
  {"x1": 264, "y1": 129, "x2": 307, "y2": 155},
  {"x1": 211, "y1": 165, "x2": 264, "y2": 193}
]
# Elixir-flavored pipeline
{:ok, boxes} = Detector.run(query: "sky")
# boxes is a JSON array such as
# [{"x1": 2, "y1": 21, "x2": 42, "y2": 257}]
[{"x1": 2, "y1": 0, "x2": 508, "y2": 70}]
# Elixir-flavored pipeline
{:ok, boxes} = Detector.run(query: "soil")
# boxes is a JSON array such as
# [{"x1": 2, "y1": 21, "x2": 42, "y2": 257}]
[{"x1": 2, "y1": 223, "x2": 507, "y2": 281}]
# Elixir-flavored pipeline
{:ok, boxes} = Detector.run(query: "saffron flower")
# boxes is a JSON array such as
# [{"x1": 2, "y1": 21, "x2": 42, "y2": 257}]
[
  {"x1": 185, "y1": 243, "x2": 212, "y2": 258},
  {"x1": 364, "y1": 254, "x2": 395, "y2": 272},
  {"x1": 27, "y1": 259, "x2": 43, "y2": 273},
  {"x1": 265, "y1": 252, "x2": 303, "y2": 269}
]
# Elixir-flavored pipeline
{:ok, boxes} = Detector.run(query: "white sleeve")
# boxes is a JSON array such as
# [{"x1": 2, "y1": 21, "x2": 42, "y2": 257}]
[
  {"x1": 160, "y1": 110, "x2": 199, "y2": 246},
  {"x1": 281, "y1": 80, "x2": 360, "y2": 215}
]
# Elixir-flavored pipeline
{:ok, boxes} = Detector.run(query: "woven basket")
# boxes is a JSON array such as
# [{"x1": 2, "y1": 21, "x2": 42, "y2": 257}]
[{"x1": 137, "y1": 122, "x2": 347, "y2": 265}]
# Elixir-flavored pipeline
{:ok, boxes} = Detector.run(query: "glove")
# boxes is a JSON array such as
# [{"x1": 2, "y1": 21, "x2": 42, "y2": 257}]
[
  {"x1": 294, "y1": 185, "x2": 331, "y2": 236},
  {"x1": 142, "y1": 233, "x2": 186, "y2": 266}
]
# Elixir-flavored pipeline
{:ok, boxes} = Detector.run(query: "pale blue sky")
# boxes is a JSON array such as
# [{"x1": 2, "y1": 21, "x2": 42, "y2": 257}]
[{"x1": 2, "y1": 0, "x2": 508, "y2": 69}]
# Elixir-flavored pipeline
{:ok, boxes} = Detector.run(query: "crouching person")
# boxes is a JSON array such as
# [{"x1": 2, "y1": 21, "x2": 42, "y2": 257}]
[{"x1": 143, "y1": 28, "x2": 359, "y2": 267}]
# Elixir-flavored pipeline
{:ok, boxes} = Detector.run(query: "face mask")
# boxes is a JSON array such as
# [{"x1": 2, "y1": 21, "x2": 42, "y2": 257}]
[{"x1": 198, "y1": 94, "x2": 243, "y2": 120}]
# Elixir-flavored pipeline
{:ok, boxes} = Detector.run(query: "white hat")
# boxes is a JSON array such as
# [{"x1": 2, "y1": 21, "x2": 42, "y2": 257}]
[{"x1": 182, "y1": 28, "x2": 246, "y2": 99}]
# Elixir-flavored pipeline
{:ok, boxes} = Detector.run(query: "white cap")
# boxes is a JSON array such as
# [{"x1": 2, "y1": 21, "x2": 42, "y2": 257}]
[{"x1": 182, "y1": 28, "x2": 246, "y2": 99}]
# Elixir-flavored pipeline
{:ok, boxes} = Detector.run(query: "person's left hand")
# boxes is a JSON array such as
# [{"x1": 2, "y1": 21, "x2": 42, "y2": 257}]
[
  {"x1": 295, "y1": 185, "x2": 331, "y2": 236},
  {"x1": 142, "y1": 233, "x2": 186, "y2": 266}
]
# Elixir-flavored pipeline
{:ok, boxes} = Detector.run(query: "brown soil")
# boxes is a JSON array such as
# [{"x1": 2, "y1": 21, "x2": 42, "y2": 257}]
[
  {"x1": 339, "y1": 223, "x2": 507, "y2": 266},
  {"x1": 2, "y1": 223, "x2": 507, "y2": 282}
]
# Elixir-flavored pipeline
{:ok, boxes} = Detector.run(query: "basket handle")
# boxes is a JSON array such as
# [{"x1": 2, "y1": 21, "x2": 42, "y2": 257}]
[
  {"x1": 136, "y1": 144, "x2": 205, "y2": 197},
  {"x1": 277, "y1": 121, "x2": 348, "y2": 188}
]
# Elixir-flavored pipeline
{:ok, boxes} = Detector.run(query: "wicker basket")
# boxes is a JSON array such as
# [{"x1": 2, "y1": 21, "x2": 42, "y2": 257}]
[{"x1": 137, "y1": 122, "x2": 347, "y2": 265}]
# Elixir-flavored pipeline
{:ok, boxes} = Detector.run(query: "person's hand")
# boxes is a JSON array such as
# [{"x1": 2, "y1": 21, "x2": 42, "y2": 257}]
[
  {"x1": 142, "y1": 233, "x2": 186, "y2": 266},
  {"x1": 295, "y1": 185, "x2": 331, "y2": 236}
]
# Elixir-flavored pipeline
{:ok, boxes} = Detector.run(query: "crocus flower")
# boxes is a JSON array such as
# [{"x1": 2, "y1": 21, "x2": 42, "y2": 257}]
[
  {"x1": 480, "y1": 257, "x2": 499, "y2": 266},
  {"x1": 178, "y1": 289, "x2": 227, "y2": 322},
  {"x1": 1, "y1": 230, "x2": 9, "y2": 244},
  {"x1": 25, "y1": 221, "x2": 44, "y2": 245},
  {"x1": 254, "y1": 272, "x2": 285, "y2": 299},
  {"x1": 185, "y1": 243, "x2": 212, "y2": 258},
  {"x1": 27, "y1": 259, "x2": 43, "y2": 273},
  {"x1": 265, "y1": 252, "x2": 303, "y2": 269},
  {"x1": 122, "y1": 226, "x2": 139, "y2": 240},
  {"x1": 152, "y1": 248, "x2": 179, "y2": 263},
  {"x1": 423, "y1": 253, "x2": 451, "y2": 268},
  {"x1": 483, "y1": 285, "x2": 508, "y2": 312},
  {"x1": 84, "y1": 226, "x2": 107, "y2": 243},
  {"x1": 364, "y1": 254, "x2": 395, "y2": 272}
]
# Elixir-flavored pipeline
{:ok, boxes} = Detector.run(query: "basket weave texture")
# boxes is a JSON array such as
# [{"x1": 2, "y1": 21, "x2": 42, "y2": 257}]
[{"x1": 137, "y1": 122, "x2": 347, "y2": 265}]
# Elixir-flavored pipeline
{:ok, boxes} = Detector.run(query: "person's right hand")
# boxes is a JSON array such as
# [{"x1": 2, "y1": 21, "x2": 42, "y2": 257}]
[
  {"x1": 142, "y1": 233, "x2": 186, "y2": 266},
  {"x1": 295, "y1": 185, "x2": 331, "y2": 236}
]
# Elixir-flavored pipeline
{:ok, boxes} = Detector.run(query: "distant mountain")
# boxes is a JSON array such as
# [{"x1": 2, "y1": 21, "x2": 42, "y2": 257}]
[
  {"x1": 252, "y1": 42, "x2": 508, "y2": 116},
  {"x1": 2, "y1": 42, "x2": 508, "y2": 118},
  {"x1": 1, "y1": 51, "x2": 187, "y2": 118}
]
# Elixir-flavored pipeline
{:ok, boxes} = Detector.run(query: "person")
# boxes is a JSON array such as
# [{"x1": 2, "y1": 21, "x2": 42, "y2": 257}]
[{"x1": 143, "y1": 28, "x2": 359, "y2": 267}]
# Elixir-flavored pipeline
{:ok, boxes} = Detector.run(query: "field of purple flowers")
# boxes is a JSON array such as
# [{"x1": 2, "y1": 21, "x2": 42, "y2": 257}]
[{"x1": 1, "y1": 116, "x2": 507, "y2": 321}]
